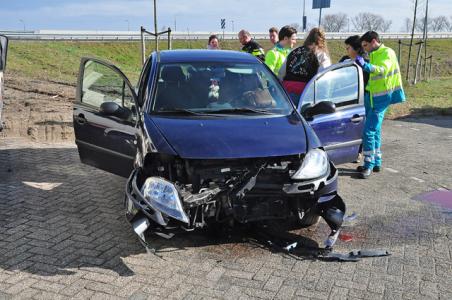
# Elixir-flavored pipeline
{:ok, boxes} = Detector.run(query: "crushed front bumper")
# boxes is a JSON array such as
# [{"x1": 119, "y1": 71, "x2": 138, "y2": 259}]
[{"x1": 125, "y1": 161, "x2": 339, "y2": 228}]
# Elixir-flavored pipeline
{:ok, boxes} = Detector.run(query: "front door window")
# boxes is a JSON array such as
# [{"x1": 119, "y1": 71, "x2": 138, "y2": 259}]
[
  {"x1": 315, "y1": 66, "x2": 359, "y2": 107},
  {"x1": 82, "y1": 61, "x2": 137, "y2": 122}
]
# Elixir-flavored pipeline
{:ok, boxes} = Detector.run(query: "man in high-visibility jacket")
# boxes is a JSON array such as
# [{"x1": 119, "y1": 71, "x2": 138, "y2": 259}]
[
  {"x1": 265, "y1": 25, "x2": 297, "y2": 74},
  {"x1": 238, "y1": 30, "x2": 265, "y2": 62},
  {"x1": 355, "y1": 31, "x2": 406, "y2": 179}
]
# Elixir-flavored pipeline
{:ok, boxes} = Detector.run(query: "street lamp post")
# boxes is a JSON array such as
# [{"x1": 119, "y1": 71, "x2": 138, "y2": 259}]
[
  {"x1": 153, "y1": 0, "x2": 158, "y2": 50},
  {"x1": 302, "y1": 0, "x2": 306, "y2": 32},
  {"x1": 125, "y1": 20, "x2": 130, "y2": 31},
  {"x1": 19, "y1": 19, "x2": 25, "y2": 31},
  {"x1": 230, "y1": 20, "x2": 234, "y2": 32}
]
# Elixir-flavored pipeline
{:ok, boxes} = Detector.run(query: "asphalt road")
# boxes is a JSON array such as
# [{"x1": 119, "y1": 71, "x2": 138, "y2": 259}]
[{"x1": 0, "y1": 117, "x2": 451, "y2": 299}]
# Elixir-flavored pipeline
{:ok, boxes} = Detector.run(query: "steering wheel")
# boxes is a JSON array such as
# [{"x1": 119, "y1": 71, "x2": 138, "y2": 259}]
[{"x1": 240, "y1": 90, "x2": 258, "y2": 107}]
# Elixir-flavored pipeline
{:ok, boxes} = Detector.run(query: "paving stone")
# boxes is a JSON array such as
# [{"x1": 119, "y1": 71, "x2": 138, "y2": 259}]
[{"x1": 1, "y1": 119, "x2": 452, "y2": 299}]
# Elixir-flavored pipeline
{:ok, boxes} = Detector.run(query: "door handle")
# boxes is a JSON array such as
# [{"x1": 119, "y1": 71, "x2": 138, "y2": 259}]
[
  {"x1": 75, "y1": 114, "x2": 87, "y2": 125},
  {"x1": 351, "y1": 115, "x2": 364, "y2": 123}
]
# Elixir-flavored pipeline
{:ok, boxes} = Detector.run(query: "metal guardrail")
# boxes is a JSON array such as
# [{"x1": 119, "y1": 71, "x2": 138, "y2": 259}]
[{"x1": 1, "y1": 30, "x2": 452, "y2": 41}]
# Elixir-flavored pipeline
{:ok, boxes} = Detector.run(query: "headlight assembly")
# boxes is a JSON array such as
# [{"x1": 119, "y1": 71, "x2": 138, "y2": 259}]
[
  {"x1": 141, "y1": 177, "x2": 189, "y2": 224},
  {"x1": 291, "y1": 148, "x2": 329, "y2": 180}
]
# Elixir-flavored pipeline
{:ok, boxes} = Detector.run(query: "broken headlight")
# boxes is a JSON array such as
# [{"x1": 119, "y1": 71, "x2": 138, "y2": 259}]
[
  {"x1": 141, "y1": 177, "x2": 189, "y2": 224},
  {"x1": 291, "y1": 148, "x2": 329, "y2": 180}
]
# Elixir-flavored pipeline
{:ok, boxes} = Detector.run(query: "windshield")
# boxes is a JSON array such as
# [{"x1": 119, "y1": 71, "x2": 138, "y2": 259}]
[{"x1": 150, "y1": 62, "x2": 293, "y2": 115}]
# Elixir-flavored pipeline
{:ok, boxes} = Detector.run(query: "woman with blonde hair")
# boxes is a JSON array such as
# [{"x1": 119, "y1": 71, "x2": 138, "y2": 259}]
[
  {"x1": 278, "y1": 27, "x2": 331, "y2": 105},
  {"x1": 303, "y1": 27, "x2": 331, "y2": 70}
]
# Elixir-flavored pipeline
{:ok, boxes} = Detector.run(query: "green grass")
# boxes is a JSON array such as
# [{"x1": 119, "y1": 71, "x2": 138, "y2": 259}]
[
  {"x1": 387, "y1": 76, "x2": 452, "y2": 118},
  {"x1": 6, "y1": 38, "x2": 452, "y2": 117}
]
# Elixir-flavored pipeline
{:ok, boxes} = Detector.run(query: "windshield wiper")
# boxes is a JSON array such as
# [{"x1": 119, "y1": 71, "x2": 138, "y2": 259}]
[
  {"x1": 198, "y1": 108, "x2": 276, "y2": 115},
  {"x1": 153, "y1": 109, "x2": 221, "y2": 116}
]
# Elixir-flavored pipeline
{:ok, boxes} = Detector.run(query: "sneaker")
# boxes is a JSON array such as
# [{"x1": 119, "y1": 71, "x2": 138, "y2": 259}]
[
  {"x1": 359, "y1": 168, "x2": 372, "y2": 179},
  {"x1": 324, "y1": 230, "x2": 340, "y2": 248},
  {"x1": 356, "y1": 165, "x2": 381, "y2": 172}
]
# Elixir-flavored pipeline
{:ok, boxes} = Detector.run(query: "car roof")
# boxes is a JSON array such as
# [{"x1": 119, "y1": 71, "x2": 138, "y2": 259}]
[{"x1": 157, "y1": 50, "x2": 260, "y2": 64}]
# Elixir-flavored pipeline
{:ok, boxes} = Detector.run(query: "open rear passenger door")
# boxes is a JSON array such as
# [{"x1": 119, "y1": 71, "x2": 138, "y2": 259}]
[
  {"x1": 298, "y1": 62, "x2": 366, "y2": 165},
  {"x1": 73, "y1": 58, "x2": 139, "y2": 177},
  {"x1": 0, "y1": 35, "x2": 8, "y2": 131}
]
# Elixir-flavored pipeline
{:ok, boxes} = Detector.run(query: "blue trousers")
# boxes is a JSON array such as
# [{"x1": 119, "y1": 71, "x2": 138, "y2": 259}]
[{"x1": 363, "y1": 106, "x2": 387, "y2": 169}]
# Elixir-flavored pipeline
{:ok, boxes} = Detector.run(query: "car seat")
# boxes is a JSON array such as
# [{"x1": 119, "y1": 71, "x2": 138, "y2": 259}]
[{"x1": 155, "y1": 65, "x2": 191, "y2": 110}]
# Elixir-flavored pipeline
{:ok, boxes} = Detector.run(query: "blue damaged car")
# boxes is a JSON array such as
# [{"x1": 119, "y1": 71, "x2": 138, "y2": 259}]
[{"x1": 73, "y1": 50, "x2": 365, "y2": 247}]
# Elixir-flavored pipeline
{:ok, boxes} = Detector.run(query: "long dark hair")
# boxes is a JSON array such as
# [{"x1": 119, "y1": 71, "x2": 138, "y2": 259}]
[
  {"x1": 344, "y1": 35, "x2": 365, "y2": 56},
  {"x1": 208, "y1": 34, "x2": 219, "y2": 44}
]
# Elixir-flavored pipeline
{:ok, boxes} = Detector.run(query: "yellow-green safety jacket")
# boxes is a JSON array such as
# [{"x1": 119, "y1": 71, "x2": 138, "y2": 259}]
[
  {"x1": 362, "y1": 44, "x2": 406, "y2": 111},
  {"x1": 265, "y1": 43, "x2": 291, "y2": 74}
]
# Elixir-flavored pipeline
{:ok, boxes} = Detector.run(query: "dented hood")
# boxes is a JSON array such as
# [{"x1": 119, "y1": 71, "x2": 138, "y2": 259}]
[{"x1": 147, "y1": 114, "x2": 307, "y2": 159}]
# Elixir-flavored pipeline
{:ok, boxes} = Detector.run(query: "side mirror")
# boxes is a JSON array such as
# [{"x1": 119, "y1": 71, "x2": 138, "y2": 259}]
[
  {"x1": 304, "y1": 101, "x2": 336, "y2": 118},
  {"x1": 100, "y1": 102, "x2": 132, "y2": 120}
]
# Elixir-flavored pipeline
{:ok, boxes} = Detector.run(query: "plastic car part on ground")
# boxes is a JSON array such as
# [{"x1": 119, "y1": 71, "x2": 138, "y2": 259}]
[{"x1": 247, "y1": 221, "x2": 390, "y2": 262}]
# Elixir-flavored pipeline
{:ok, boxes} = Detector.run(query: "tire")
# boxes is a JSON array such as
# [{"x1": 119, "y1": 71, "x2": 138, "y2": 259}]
[{"x1": 298, "y1": 210, "x2": 320, "y2": 228}]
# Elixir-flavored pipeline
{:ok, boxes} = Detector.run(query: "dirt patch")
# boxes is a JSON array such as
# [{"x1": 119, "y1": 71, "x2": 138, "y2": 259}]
[{"x1": 1, "y1": 72, "x2": 75, "y2": 142}]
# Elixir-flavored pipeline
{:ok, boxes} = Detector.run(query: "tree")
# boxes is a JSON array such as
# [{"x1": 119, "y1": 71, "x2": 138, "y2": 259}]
[
  {"x1": 430, "y1": 16, "x2": 450, "y2": 32},
  {"x1": 322, "y1": 13, "x2": 348, "y2": 32},
  {"x1": 403, "y1": 18, "x2": 412, "y2": 32},
  {"x1": 351, "y1": 13, "x2": 392, "y2": 32},
  {"x1": 403, "y1": 18, "x2": 430, "y2": 32},
  {"x1": 380, "y1": 20, "x2": 392, "y2": 32}
]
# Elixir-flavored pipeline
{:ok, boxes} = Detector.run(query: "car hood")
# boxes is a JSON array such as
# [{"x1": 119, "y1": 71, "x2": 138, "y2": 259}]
[{"x1": 146, "y1": 114, "x2": 308, "y2": 159}]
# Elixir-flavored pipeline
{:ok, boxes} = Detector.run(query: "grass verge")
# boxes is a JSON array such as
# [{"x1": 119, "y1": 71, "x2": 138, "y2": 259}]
[{"x1": 6, "y1": 38, "x2": 452, "y2": 118}]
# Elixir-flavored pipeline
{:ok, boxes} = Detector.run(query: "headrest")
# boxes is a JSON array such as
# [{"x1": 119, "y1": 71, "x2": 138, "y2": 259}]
[{"x1": 161, "y1": 65, "x2": 185, "y2": 82}]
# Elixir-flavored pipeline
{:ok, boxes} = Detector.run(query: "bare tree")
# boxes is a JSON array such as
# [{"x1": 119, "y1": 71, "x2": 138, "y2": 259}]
[
  {"x1": 380, "y1": 20, "x2": 392, "y2": 32},
  {"x1": 430, "y1": 16, "x2": 450, "y2": 31},
  {"x1": 351, "y1": 13, "x2": 392, "y2": 32},
  {"x1": 403, "y1": 18, "x2": 412, "y2": 32},
  {"x1": 405, "y1": 17, "x2": 431, "y2": 32},
  {"x1": 322, "y1": 13, "x2": 348, "y2": 32}
]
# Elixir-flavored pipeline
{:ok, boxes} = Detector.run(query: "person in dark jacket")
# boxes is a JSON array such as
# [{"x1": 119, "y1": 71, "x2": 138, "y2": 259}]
[
  {"x1": 278, "y1": 27, "x2": 333, "y2": 107},
  {"x1": 278, "y1": 45, "x2": 319, "y2": 106},
  {"x1": 238, "y1": 30, "x2": 265, "y2": 61},
  {"x1": 340, "y1": 35, "x2": 370, "y2": 164},
  {"x1": 340, "y1": 35, "x2": 369, "y2": 88}
]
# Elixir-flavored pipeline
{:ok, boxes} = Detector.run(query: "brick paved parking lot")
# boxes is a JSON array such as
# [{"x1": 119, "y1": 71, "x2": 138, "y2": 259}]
[{"x1": 1, "y1": 117, "x2": 451, "y2": 299}]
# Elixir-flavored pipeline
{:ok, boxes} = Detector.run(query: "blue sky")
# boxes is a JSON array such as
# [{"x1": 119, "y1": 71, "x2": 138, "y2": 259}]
[{"x1": 0, "y1": 0, "x2": 450, "y2": 32}]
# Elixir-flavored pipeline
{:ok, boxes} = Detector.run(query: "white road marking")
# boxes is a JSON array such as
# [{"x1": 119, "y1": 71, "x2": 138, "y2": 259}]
[
  {"x1": 385, "y1": 168, "x2": 399, "y2": 173},
  {"x1": 23, "y1": 181, "x2": 62, "y2": 191},
  {"x1": 409, "y1": 127, "x2": 420, "y2": 131},
  {"x1": 410, "y1": 177, "x2": 425, "y2": 183}
]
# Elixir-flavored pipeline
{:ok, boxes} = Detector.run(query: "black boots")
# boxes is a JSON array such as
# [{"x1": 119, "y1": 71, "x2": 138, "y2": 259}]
[{"x1": 356, "y1": 165, "x2": 381, "y2": 173}]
